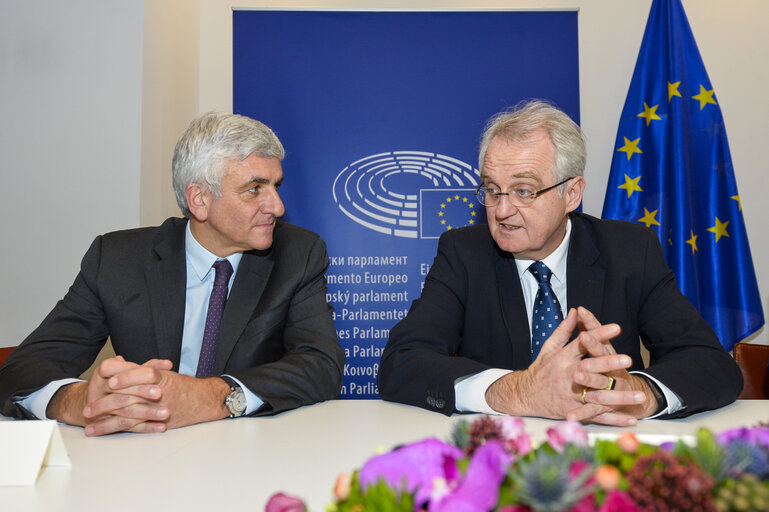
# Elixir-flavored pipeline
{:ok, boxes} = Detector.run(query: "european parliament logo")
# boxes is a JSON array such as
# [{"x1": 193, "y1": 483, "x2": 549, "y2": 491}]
[{"x1": 332, "y1": 151, "x2": 486, "y2": 239}]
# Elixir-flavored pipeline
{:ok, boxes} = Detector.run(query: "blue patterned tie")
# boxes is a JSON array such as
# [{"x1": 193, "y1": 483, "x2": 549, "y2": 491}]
[
  {"x1": 196, "y1": 259, "x2": 234, "y2": 378},
  {"x1": 529, "y1": 261, "x2": 563, "y2": 360}
]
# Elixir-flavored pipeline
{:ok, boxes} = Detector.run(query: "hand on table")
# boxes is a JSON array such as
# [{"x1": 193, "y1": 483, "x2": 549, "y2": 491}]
[
  {"x1": 485, "y1": 307, "x2": 618, "y2": 419},
  {"x1": 47, "y1": 356, "x2": 230, "y2": 436},
  {"x1": 567, "y1": 307, "x2": 660, "y2": 426}
]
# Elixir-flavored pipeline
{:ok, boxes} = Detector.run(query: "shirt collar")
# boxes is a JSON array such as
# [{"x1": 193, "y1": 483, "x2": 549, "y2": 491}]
[
  {"x1": 185, "y1": 221, "x2": 243, "y2": 282},
  {"x1": 514, "y1": 218, "x2": 571, "y2": 285}
]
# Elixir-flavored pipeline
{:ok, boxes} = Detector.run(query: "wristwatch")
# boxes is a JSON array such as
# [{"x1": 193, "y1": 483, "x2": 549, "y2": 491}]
[{"x1": 221, "y1": 376, "x2": 247, "y2": 418}]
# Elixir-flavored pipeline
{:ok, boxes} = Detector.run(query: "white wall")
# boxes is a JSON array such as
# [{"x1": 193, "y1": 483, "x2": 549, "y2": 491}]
[
  {"x1": 2, "y1": 0, "x2": 768, "y2": 347},
  {"x1": 0, "y1": 1, "x2": 143, "y2": 346}
]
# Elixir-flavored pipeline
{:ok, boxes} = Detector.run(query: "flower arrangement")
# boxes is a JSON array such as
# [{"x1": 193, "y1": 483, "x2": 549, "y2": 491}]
[{"x1": 267, "y1": 416, "x2": 769, "y2": 512}]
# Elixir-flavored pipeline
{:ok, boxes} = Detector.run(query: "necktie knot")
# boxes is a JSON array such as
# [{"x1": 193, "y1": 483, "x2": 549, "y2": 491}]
[
  {"x1": 529, "y1": 261, "x2": 552, "y2": 284},
  {"x1": 212, "y1": 259, "x2": 234, "y2": 286}
]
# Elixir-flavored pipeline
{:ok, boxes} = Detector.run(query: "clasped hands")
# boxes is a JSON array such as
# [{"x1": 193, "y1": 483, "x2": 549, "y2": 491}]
[
  {"x1": 485, "y1": 306, "x2": 659, "y2": 426},
  {"x1": 47, "y1": 356, "x2": 231, "y2": 436}
]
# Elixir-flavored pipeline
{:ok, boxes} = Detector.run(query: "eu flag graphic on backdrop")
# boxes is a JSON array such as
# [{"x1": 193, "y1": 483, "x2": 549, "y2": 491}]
[{"x1": 601, "y1": 0, "x2": 763, "y2": 350}]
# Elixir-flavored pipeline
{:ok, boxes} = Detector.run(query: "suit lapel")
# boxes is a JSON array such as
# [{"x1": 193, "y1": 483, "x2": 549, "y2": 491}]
[
  {"x1": 145, "y1": 221, "x2": 187, "y2": 367},
  {"x1": 214, "y1": 250, "x2": 273, "y2": 374},
  {"x1": 566, "y1": 215, "x2": 606, "y2": 322},
  {"x1": 495, "y1": 251, "x2": 534, "y2": 369}
]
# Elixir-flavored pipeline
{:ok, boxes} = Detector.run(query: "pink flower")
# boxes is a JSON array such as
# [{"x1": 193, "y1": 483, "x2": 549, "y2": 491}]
[
  {"x1": 265, "y1": 492, "x2": 306, "y2": 512},
  {"x1": 333, "y1": 473, "x2": 352, "y2": 500},
  {"x1": 547, "y1": 421, "x2": 589, "y2": 453},
  {"x1": 597, "y1": 491, "x2": 638, "y2": 512},
  {"x1": 617, "y1": 432, "x2": 640, "y2": 454},
  {"x1": 594, "y1": 465, "x2": 621, "y2": 491},
  {"x1": 567, "y1": 460, "x2": 597, "y2": 512},
  {"x1": 498, "y1": 417, "x2": 532, "y2": 456}
]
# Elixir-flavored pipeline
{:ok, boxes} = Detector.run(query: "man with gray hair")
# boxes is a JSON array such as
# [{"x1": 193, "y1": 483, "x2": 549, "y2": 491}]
[
  {"x1": 0, "y1": 112, "x2": 344, "y2": 436},
  {"x1": 379, "y1": 100, "x2": 742, "y2": 425}
]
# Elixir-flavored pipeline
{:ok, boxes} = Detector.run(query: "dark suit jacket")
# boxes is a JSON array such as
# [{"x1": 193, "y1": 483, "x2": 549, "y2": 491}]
[
  {"x1": 378, "y1": 213, "x2": 743, "y2": 417},
  {"x1": 0, "y1": 217, "x2": 344, "y2": 418}
]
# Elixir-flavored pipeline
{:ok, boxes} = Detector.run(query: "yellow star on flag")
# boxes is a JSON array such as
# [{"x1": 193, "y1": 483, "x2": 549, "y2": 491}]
[
  {"x1": 638, "y1": 208, "x2": 660, "y2": 228},
  {"x1": 618, "y1": 174, "x2": 643, "y2": 198},
  {"x1": 707, "y1": 217, "x2": 730, "y2": 242},
  {"x1": 438, "y1": 211, "x2": 444, "y2": 216},
  {"x1": 686, "y1": 230, "x2": 698, "y2": 254},
  {"x1": 637, "y1": 103, "x2": 661, "y2": 126},
  {"x1": 617, "y1": 137, "x2": 643, "y2": 160},
  {"x1": 668, "y1": 81, "x2": 682, "y2": 102},
  {"x1": 692, "y1": 85, "x2": 717, "y2": 110},
  {"x1": 731, "y1": 195, "x2": 741, "y2": 211},
  {"x1": 454, "y1": 195, "x2": 460, "y2": 200}
]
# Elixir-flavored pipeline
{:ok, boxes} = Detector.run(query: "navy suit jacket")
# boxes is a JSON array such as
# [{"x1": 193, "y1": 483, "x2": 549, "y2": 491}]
[
  {"x1": 0, "y1": 217, "x2": 344, "y2": 418},
  {"x1": 378, "y1": 213, "x2": 742, "y2": 417}
]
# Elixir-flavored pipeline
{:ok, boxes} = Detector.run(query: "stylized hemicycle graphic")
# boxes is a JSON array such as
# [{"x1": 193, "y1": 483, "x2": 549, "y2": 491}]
[{"x1": 332, "y1": 151, "x2": 482, "y2": 238}]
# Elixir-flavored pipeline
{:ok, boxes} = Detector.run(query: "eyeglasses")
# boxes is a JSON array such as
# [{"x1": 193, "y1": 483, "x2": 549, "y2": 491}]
[{"x1": 474, "y1": 177, "x2": 574, "y2": 208}]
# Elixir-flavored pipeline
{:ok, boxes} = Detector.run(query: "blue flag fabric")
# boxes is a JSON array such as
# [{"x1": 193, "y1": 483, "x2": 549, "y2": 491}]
[{"x1": 601, "y1": 0, "x2": 763, "y2": 351}]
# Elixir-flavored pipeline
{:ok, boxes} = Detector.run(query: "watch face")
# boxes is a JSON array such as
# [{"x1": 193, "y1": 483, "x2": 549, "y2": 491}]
[
  {"x1": 232, "y1": 390, "x2": 247, "y2": 413},
  {"x1": 227, "y1": 388, "x2": 247, "y2": 416}
]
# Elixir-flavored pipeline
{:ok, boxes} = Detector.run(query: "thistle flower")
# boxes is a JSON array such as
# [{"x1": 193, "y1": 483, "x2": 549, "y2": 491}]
[
  {"x1": 511, "y1": 450, "x2": 593, "y2": 511},
  {"x1": 724, "y1": 440, "x2": 769, "y2": 478}
]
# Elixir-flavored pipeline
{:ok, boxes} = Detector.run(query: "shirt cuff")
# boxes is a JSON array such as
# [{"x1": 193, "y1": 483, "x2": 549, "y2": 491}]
[
  {"x1": 454, "y1": 368, "x2": 513, "y2": 414},
  {"x1": 16, "y1": 378, "x2": 83, "y2": 420},
  {"x1": 631, "y1": 371, "x2": 684, "y2": 418},
  {"x1": 223, "y1": 374, "x2": 264, "y2": 415}
]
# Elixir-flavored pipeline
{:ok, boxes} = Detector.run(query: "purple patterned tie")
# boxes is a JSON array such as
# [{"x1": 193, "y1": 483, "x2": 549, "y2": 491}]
[
  {"x1": 529, "y1": 261, "x2": 563, "y2": 361},
  {"x1": 195, "y1": 259, "x2": 234, "y2": 378}
]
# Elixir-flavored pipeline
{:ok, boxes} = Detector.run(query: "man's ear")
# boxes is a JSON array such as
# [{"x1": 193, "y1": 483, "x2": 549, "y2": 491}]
[
  {"x1": 565, "y1": 176, "x2": 586, "y2": 213},
  {"x1": 186, "y1": 183, "x2": 211, "y2": 222}
]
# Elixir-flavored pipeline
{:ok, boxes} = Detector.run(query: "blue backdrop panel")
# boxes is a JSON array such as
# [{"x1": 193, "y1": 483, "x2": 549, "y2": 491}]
[{"x1": 233, "y1": 10, "x2": 579, "y2": 398}]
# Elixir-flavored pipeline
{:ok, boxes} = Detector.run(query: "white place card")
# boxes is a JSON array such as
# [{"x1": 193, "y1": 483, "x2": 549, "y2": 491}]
[{"x1": 0, "y1": 420, "x2": 71, "y2": 486}]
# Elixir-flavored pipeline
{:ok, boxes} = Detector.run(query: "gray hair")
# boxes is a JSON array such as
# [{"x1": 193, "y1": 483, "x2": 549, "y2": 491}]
[
  {"x1": 478, "y1": 100, "x2": 586, "y2": 193},
  {"x1": 172, "y1": 111, "x2": 285, "y2": 217}
]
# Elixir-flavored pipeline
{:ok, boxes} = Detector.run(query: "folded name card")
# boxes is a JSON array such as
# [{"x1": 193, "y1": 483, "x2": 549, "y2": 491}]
[{"x1": 0, "y1": 420, "x2": 71, "y2": 486}]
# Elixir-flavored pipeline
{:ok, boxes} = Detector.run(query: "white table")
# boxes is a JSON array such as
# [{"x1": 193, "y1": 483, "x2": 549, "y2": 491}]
[{"x1": 1, "y1": 399, "x2": 767, "y2": 511}]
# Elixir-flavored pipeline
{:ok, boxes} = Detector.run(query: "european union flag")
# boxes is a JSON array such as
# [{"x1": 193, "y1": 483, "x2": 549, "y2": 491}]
[
  {"x1": 601, "y1": 0, "x2": 763, "y2": 351},
  {"x1": 420, "y1": 189, "x2": 484, "y2": 239}
]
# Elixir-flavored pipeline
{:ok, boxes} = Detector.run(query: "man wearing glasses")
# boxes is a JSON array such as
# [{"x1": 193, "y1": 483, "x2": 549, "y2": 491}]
[
  {"x1": 378, "y1": 100, "x2": 741, "y2": 425},
  {"x1": 0, "y1": 112, "x2": 344, "y2": 436}
]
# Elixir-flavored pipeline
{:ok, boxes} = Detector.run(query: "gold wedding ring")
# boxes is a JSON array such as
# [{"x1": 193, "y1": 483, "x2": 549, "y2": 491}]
[
  {"x1": 581, "y1": 388, "x2": 588, "y2": 404},
  {"x1": 606, "y1": 376, "x2": 616, "y2": 391}
]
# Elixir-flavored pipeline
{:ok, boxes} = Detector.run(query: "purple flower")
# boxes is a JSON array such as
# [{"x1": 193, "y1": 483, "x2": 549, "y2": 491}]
[
  {"x1": 716, "y1": 426, "x2": 769, "y2": 450},
  {"x1": 547, "y1": 421, "x2": 589, "y2": 453},
  {"x1": 428, "y1": 440, "x2": 512, "y2": 512},
  {"x1": 265, "y1": 492, "x2": 306, "y2": 512},
  {"x1": 359, "y1": 438, "x2": 464, "y2": 502}
]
